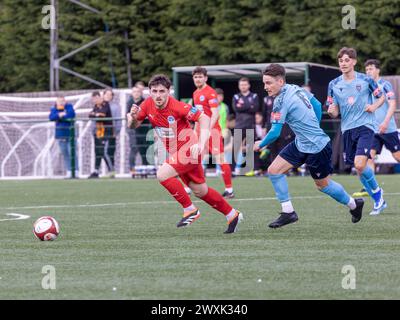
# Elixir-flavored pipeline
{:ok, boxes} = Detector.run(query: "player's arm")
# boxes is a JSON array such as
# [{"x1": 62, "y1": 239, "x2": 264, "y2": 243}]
[
  {"x1": 326, "y1": 81, "x2": 339, "y2": 118},
  {"x1": 379, "y1": 83, "x2": 397, "y2": 134},
  {"x1": 365, "y1": 77, "x2": 385, "y2": 113},
  {"x1": 210, "y1": 107, "x2": 219, "y2": 129},
  {"x1": 208, "y1": 91, "x2": 220, "y2": 129},
  {"x1": 197, "y1": 112, "x2": 211, "y2": 151},
  {"x1": 310, "y1": 96, "x2": 322, "y2": 122},
  {"x1": 379, "y1": 99, "x2": 397, "y2": 134},
  {"x1": 127, "y1": 104, "x2": 144, "y2": 129},
  {"x1": 254, "y1": 123, "x2": 283, "y2": 151}
]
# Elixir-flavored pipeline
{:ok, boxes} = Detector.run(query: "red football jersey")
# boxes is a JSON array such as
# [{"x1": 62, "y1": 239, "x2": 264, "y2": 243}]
[
  {"x1": 193, "y1": 84, "x2": 221, "y2": 131},
  {"x1": 136, "y1": 96, "x2": 202, "y2": 155}
]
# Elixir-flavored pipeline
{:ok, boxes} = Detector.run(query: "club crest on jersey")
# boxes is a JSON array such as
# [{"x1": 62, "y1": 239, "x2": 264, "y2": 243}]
[
  {"x1": 167, "y1": 116, "x2": 175, "y2": 124},
  {"x1": 356, "y1": 85, "x2": 361, "y2": 92},
  {"x1": 200, "y1": 95, "x2": 205, "y2": 102}
]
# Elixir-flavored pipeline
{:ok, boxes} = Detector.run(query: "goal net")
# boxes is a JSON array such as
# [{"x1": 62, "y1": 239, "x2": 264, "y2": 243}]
[{"x1": 0, "y1": 89, "x2": 155, "y2": 179}]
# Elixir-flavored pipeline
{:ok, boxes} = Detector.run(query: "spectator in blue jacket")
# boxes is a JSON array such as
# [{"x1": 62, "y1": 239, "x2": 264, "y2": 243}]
[{"x1": 49, "y1": 96, "x2": 78, "y2": 178}]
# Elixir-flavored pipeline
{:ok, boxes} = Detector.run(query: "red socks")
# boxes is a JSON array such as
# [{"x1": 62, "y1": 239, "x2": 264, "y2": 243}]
[
  {"x1": 201, "y1": 187, "x2": 232, "y2": 215},
  {"x1": 220, "y1": 163, "x2": 232, "y2": 188},
  {"x1": 160, "y1": 177, "x2": 192, "y2": 208}
]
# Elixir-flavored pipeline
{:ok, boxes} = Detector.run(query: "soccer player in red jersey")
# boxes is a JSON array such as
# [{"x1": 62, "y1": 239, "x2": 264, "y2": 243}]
[
  {"x1": 192, "y1": 67, "x2": 234, "y2": 198},
  {"x1": 127, "y1": 74, "x2": 243, "y2": 233}
]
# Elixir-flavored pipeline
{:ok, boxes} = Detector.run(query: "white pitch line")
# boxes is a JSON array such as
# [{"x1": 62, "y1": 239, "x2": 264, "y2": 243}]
[
  {"x1": 2, "y1": 193, "x2": 400, "y2": 211},
  {"x1": 0, "y1": 213, "x2": 30, "y2": 222}
]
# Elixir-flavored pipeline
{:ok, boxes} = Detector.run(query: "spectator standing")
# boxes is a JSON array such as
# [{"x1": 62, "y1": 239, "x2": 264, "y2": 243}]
[
  {"x1": 88, "y1": 91, "x2": 114, "y2": 178},
  {"x1": 103, "y1": 88, "x2": 121, "y2": 178},
  {"x1": 126, "y1": 85, "x2": 146, "y2": 177},
  {"x1": 232, "y1": 77, "x2": 259, "y2": 175},
  {"x1": 49, "y1": 96, "x2": 77, "y2": 178}
]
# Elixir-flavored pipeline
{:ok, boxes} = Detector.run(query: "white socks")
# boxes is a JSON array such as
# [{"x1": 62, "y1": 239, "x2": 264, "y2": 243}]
[
  {"x1": 281, "y1": 201, "x2": 294, "y2": 213},
  {"x1": 347, "y1": 197, "x2": 356, "y2": 210}
]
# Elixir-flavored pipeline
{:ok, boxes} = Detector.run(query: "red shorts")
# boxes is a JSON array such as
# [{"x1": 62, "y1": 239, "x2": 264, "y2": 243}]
[
  {"x1": 206, "y1": 130, "x2": 224, "y2": 156},
  {"x1": 166, "y1": 154, "x2": 206, "y2": 185}
]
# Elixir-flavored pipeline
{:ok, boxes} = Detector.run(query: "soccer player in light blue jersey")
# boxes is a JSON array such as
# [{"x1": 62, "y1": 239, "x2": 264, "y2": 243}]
[
  {"x1": 365, "y1": 59, "x2": 400, "y2": 168},
  {"x1": 254, "y1": 64, "x2": 364, "y2": 229},
  {"x1": 327, "y1": 47, "x2": 387, "y2": 215}
]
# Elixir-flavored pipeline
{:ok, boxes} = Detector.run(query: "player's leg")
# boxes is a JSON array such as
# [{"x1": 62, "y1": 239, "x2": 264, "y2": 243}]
[
  {"x1": 210, "y1": 131, "x2": 234, "y2": 197},
  {"x1": 310, "y1": 142, "x2": 364, "y2": 223},
  {"x1": 368, "y1": 149, "x2": 377, "y2": 172},
  {"x1": 188, "y1": 178, "x2": 243, "y2": 234},
  {"x1": 354, "y1": 128, "x2": 386, "y2": 215},
  {"x1": 392, "y1": 151, "x2": 400, "y2": 162},
  {"x1": 214, "y1": 152, "x2": 234, "y2": 198},
  {"x1": 156, "y1": 162, "x2": 199, "y2": 226},
  {"x1": 383, "y1": 131, "x2": 400, "y2": 163},
  {"x1": 266, "y1": 142, "x2": 300, "y2": 228}
]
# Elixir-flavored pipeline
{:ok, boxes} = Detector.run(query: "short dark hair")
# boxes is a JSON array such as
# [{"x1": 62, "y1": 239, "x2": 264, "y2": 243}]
[
  {"x1": 239, "y1": 77, "x2": 250, "y2": 84},
  {"x1": 192, "y1": 66, "x2": 208, "y2": 76},
  {"x1": 215, "y1": 88, "x2": 224, "y2": 95},
  {"x1": 135, "y1": 81, "x2": 146, "y2": 87},
  {"x1": 104, "y1": 88, "x2": 114, "y2": 96},
  {"x1": 337, "y1": 47, "x2": 357, "y2": 59},
  {"x1": 148, "y1": 74, "x2": 172, "y2": 90},
  {"x1": 263, "y1": 64, "x2": 286, "y2": 79},
  {"x1": 365, "y1": 59, "x2": 380, "y2": 69},
  {"x1": 92, "y1": 91, "x2": 101, "y2": 97}
]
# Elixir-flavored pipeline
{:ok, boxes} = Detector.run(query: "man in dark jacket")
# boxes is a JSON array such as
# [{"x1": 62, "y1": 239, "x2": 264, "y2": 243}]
[
  {"x1": 232, "y1": 77, "x2": 259, "y2": 175},
  {"x1": 126, "y1": 84, "x2": 149, "y2": 177},
  {"x1": 49, "y1": 96, "x2": 77, "y2": 178},
  {"x1": 88, "y1": 91, "x2": 114, "y2": 178}
]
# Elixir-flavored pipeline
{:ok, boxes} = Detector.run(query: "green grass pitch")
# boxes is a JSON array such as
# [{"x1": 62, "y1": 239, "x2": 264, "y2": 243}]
[{"x1": 0, "y1": 175, "x2": 399, "y2": 299}]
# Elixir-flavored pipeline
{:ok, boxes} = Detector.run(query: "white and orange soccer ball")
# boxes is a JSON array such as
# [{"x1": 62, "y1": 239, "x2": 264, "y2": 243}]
[{"x1": 33, "y1": 216, "x2": 60, "y2": 241}]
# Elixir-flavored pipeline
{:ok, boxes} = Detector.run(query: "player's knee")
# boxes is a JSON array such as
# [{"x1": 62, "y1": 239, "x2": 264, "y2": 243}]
[
  {"x1": 192, "y1": 185, "x2": 208, "y2": 198},
  {"x1": 393, "y1": 152, "x2": 400, "y2": 162},
  {"x1": 314, "y1": 179, "x2": 329, "y2": 190},
  {"x1": 156, "y1": 170, "x2": 168, "y2": 182},
  {"x1": 267, "y1": 165, "x2": 279, "y2": 175},
  {"x1": 354, "y1": 162, "x2": 366, "y2": 174}
]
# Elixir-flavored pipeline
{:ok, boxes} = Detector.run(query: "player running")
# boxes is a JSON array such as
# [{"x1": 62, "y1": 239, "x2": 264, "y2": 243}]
[
  {"x1": 192, "y1": 67, "x2": 234, "y2": 198},
  {"x1": 353, "y1": 59, "x2": 400, "y2": 202},
  {"x1": 327, "y1": 48, "x2": 387, "y2": 215},
  {"x1": 254, "y1": 64, "x2": 363, "y2": 228},
  {"x1": 127, "y1": 74, "x2": 243, "y2": 233}
]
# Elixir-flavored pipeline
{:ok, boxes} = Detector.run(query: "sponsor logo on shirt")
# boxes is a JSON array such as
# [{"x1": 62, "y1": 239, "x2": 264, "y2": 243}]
[
  {"x1": 347, "y1": 96, "x2": 355, "y2": 105},
  {"x1": 195, "y1": 104, "x2": 204, "y2": 111}
]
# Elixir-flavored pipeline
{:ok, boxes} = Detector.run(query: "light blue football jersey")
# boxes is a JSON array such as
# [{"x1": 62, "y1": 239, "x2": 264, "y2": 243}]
[
  {"x1": 271, "y1": 84, "x2": 330, "y2": 154},
  {"x1": 327, "y1": 72, "x2": 383, "y2": 133},
  {"x1": 372, "y1": 78, "x2": 397, "y2": 133}
]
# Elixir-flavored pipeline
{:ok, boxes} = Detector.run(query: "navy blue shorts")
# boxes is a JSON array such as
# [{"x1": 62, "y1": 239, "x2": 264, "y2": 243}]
[
  {"x1": 342, "y1": 126, "x2": 374, "y2": 165},
  {"x1": 279, "y1": 141, "x2": 333, "y2": 180},
  {"x1": 372, "y1": 132, "x2": 400, "y2": 154}
]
